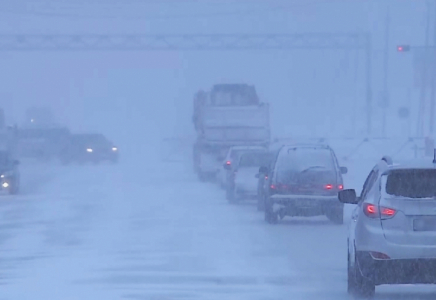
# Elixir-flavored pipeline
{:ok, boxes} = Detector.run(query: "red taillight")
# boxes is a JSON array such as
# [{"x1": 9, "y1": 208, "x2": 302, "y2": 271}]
[
  {"x1": 381, "y1": 207, "x2": 396, "y2": 216},
  {"x1": 364, "y1": 203, "x2": 378, "y2": 217},
  {"x1": 324, "y1": 184, "x2": 333, "y2": 190},
  {"x1": 363, "y1": 203, "x2": 396, "y2": 219},
  {"x1": 264, "y1": 175, "x2": 268, "y2": 180},
  {"x1": 226, "y1": 161, "x2": 231, "y2": 165},
  {"x1": 370, "y1": 251, "x2": 390, "y2": 260},
  {"x1": 338, "y1": 184, "x2": 343, "y2": 190},
  {"x1": 270, "y1": 184, "x2": 276, "y2": 189}
]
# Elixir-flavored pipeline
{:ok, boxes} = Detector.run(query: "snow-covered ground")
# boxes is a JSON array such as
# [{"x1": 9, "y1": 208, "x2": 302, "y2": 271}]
[{"x1": 1, "y1": 151, "x2": 436, "y2": 300}]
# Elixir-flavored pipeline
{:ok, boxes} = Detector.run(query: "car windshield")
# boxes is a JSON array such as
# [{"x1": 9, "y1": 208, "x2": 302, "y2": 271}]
[
  {"x1": 230, "y1": 149, "x2": 264, "y2": 161},
  {"x1": 276, "y1": 148, "x2": 336, "y2": 183},
  {"x1": 386, "y1": 169, "x2": 436, "y2": 198},
  {"x1": 238, "y1": 152, "x2": 271, "y2": 168},
  {"x1": 73, "y1": 134, "x2": 108, "y2": 146}
]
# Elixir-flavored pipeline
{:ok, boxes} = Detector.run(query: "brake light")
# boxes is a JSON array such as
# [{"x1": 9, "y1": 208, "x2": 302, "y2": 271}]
[
  {"x1": 226, "y1": 161, "x2": 231, "y2": 165},
  {"x1": 270, "y1": 184, "x2": 276, "y2": 189},
  {"x1": 364, "y1": 203, "x2": 378, "y2": 217},
  {"x1": 338, "y1": 184, "x2": 343, "y2": 190},
  {"x1": 381, "y1": 207, "x2": 396, "y2": 216},
  {"x1": 324, "y1": 184, "x2": 333, "y2": 190},
  {"x1": 363, "y1": 203, "x2": 396, "y2": 219}
]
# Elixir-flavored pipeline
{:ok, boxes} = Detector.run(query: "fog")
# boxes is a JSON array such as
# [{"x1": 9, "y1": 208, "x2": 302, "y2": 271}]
[{"x1": 0, "y1": 1, "x2": 434, "y2": 299}]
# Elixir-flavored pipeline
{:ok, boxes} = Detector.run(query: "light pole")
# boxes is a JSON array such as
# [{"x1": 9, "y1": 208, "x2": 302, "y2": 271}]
[
  {"x1": 429, "y1": 0, "x2": 436, "y2": 135},
  {"x1": 382, "y1": 5, "x2": 390, "y2": 137}
]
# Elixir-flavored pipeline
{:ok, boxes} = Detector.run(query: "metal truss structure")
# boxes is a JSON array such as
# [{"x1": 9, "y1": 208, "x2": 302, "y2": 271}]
[
  {"x1": 0, "y1": 33, "x2": 368, "y2": 51},
  {"x1": 0, "y1": 32, "x2": 373, "y2": 134}
]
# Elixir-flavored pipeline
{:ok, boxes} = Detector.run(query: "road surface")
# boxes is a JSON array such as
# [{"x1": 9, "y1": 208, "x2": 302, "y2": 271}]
[{"x1": 1, "y1": 159, "x2": 436, "y2": 299}]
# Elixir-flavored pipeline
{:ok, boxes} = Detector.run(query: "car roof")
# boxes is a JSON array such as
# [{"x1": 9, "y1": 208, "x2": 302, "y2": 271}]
[
  {"x1": 383, "y1": 158, "x2": 436, "y2": 171},
  {"x1": 279, "y1": 143, "x2": 331, "y2": 152},
  {"x1": 230, "y1": 145, "x2": 267, "y2": 151}
]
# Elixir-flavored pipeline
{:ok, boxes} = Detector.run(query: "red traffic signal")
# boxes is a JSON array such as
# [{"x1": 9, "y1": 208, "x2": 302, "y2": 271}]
[{"x1": 397, "y1": 45, "x2": 410, "y2": 52}]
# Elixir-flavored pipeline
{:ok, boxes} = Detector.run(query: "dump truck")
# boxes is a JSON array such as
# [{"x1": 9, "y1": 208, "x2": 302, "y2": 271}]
[{"x1": 192, "y1": 84, "x2": 270, "y2": 181}]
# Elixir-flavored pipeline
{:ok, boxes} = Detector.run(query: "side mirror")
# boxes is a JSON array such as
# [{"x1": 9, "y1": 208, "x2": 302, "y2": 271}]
[
  {"x1": 255, "y1": 173, "x2": 260, "y2": 179},
  {"x1": 340, "y1": 166, "x2": 348, "y2": 174},
  {"x1": 259, "y1": 166, "x2": 268, "y2": 174},
  {"x1": 338, "y1": 189, "x2": 358, "y2": 204}
]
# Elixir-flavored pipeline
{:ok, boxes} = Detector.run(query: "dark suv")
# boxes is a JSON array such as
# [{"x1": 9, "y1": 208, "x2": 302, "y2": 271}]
[
  {"x1": 260, "y1": 144, "x2": 347, "y2": 224},
  {"x1": 60, "y1": 134, "x2": 119, "y2": 164}
]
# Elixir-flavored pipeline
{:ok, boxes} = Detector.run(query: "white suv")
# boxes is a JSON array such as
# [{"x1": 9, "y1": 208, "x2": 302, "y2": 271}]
[
  {"x1": 339, "y1": 156, "x2": 436, "y2": 298},
  {"x1": 219, "y1": 145, "x2": 267, "y2": 189}
]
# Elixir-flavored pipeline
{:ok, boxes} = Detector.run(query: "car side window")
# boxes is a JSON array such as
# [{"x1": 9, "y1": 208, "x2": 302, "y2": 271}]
[
  {"x1": 361, "y1": 170, "x2": 379, "y2": 201},
  {"x1": 269, "y1": 156, "x2": 278, "y2": 181}
]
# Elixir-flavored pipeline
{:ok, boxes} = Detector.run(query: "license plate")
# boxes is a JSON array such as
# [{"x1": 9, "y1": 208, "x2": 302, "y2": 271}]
[
  {"x1": 413, "y1": 217, "x2": 436, "y2": 231},
  {"x1": 296, "y1": 199, "x2": 316, "y2": 207}
]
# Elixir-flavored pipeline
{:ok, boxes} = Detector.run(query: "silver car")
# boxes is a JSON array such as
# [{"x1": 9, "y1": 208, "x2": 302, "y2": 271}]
[{"x1": 339, "y1": 156, "x2": 436, "y2": 298}]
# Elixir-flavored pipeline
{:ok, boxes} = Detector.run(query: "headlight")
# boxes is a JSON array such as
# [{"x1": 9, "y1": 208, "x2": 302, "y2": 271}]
[
  {"x1": 2, "y1": 182, "x2": 9, "y2": 188},
  {"x1": 112, "y1": 147, "x2": 117, "y2": 151},
  {"x1": 86, "y1": 148, "x2": 93, "y2": 153},
  {"x1": 1, "y1": 171, "x2": 13, "y2": 178}
]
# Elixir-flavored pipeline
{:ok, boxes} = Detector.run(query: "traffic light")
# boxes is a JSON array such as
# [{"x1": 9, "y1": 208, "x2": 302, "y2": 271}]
[{"x1": 397, "y1": 45, "x2": 410, "y2": 52}]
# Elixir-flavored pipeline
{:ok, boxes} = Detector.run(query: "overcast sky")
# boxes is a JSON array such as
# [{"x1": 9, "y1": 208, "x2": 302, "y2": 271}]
[{"x1": 0, "y1": 0, "x2": 429, "y2": 158}]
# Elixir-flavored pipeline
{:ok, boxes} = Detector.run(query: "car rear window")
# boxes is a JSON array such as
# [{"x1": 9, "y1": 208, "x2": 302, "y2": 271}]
[
  {"x1": 239, "y1": 152, "x2": 271, "y2": 167},
  {"x1": 386, "y1": 169, "x2": 436, "y2": 198},
  {"x1": 275, "y1": 148, "x2": 337, "y2": 184},
  {"x1": 275, "y1": 148, "x2": 338, "y2": 184}
]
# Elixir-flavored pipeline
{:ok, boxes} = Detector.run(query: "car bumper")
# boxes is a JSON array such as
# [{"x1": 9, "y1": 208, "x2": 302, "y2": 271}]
[
  {"x1": 355, "y1": 220, "x2": 436, "y2": 259},
  {"x1": 357, "y1": 251, "x2": 436, "y2": 285},
  {"x1": 270, "y1": 194, "x2": 340, "y2": 216}
]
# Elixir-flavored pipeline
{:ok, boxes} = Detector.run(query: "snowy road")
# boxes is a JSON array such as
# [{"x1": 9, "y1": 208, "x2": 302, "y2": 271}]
[{"x1": 1, "y1": 160, "x2": 436, "y2": 299}]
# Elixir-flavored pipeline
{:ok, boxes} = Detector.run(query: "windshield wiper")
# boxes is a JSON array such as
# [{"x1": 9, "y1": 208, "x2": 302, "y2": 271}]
[{"x1": 299, "y1": 166, "x2": 326, "y2": 173}]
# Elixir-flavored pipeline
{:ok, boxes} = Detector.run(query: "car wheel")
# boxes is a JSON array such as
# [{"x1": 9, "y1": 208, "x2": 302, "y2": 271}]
[
  {"x1": 198, "y1": 172, "x2": 208, "y2": 182},
  {"x1": 264, "y1": 198, "x2": 278, "y2": 224},
  {"x1": 220, "y1": 180, "x2": 226, "y2": 190},
  {"x1": 257, "y1": 194, "x2": 265, "y2": 211},
  {"x1": 347, "y1": 242, "x2": 356, "y2": 294},
  {"x1": 326, "y1": 206, "x2": 344, "y2": 225},
  {"x1": 226, "y1": 186, "x2": 237, "y2": 204},
  {"x1": 351, "y1": 252, "x2": 375, "y2": 298},
  {"x1": 9, "y1": 181, "x2": 19, "y2": 195}
]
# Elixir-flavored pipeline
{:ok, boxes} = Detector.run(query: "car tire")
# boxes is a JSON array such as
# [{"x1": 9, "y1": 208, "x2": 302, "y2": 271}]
[
  {"x1": 265, "y1": 210, "x2": 278, "y2": 224},
  {"x1": 347, "y1": 243, "x2": 356, "y2": 294},
  {"x1": 220, "y1": 179, "x2": 226, "y2": 190},
  {"x1": 326, "y1": 207, "x2": 344, "y2": 225},
  {"x1": 9, "y1": 181, "x2": 19, "y2": 195},
  {"x1": 226, "y1": 186, "x2": 237, "y2": 204},
  {"x1": 198, "y1": 172, "x2": 208, "y2": 182},
  {"x1": 350, "y1": 251, "x2": 375, "y2": 298},
  {"x1": 257, "y1": 194, "x2": 265, "y2": 211},
  {"x1": 264, "y1": 198, "x2": 278, "y2": 224}
]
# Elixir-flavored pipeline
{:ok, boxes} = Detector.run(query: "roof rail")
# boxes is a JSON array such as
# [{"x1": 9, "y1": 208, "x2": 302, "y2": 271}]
[{"x1": 381, "y1": 155, "x2": 393, "y2": 165}]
